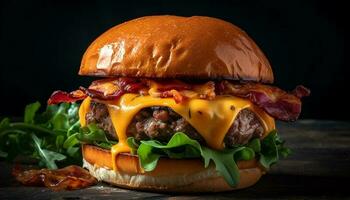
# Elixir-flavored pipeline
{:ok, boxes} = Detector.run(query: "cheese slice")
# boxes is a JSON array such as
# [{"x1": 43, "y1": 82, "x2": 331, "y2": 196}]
[
  {"x1": 79, "y1": 94, "x2": 275, "y2": 172},
  {"x1": 79, "y1": 96, "x2": 91, "y2": 127}
]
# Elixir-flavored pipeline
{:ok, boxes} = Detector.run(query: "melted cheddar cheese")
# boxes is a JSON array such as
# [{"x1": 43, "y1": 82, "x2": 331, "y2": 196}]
[
  {"x1": 79, "y1": 96, "x2": 91, "y2": 127},
  {"x1": 79, "y1": 94, "x2": 275, "y2": 172}
]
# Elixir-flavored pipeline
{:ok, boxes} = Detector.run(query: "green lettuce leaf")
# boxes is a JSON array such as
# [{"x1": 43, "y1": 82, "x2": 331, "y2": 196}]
[
  {"x1": 31, "y1": 134, "x2": 66, "y2": 169},
  {"x1": 129, "y1": 131, "x2": 290, "y2": 187},
  {"x1": 135, "y1": 132, "x2": 254, "y2": 187},
  {"x1": 126, "y1": 137, "x2": 139, "y2": 155},
  {"x1": 259, "y1": 130, "x2": 291, "y2": 169},
  {"x1": 0, "y1": 102, "x2": 110, "y2": 169},
  {"x1": 76, "y1": 124, "x2": 116, "y2": 149},
  {"x1": 24, "y1": 102, "x2": 41, "y2": 124}
]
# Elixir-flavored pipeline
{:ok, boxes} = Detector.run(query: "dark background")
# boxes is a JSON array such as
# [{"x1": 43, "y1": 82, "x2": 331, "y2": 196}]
[{"x1": 0, "y1": 0, "x2": 348, "y2": 120}]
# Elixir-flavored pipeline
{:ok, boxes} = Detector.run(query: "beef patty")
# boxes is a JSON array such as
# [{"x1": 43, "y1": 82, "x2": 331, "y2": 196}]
[{"x1": 85, "y1": 101, "x2": 264, "y2": 146}]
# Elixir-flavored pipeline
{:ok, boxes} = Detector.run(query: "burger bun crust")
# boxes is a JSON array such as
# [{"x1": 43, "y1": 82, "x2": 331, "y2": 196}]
[{"x1": 79, "y1": 15, "x2": 274, "y2": 83}]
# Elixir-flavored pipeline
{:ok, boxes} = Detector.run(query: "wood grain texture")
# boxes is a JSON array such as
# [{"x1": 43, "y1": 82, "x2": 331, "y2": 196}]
[{"x1": 0, "y1": 120, "x2": 349, "y2": 199}]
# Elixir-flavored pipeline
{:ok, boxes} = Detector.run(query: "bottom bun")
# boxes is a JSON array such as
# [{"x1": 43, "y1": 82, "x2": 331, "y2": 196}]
[{"x1": 82, "y1": 144, "x2": 264, "y2": 192}]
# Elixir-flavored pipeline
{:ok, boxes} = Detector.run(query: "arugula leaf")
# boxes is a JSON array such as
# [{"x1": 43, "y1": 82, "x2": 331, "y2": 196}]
[
  {"x1": 234, "y1": 147, "x2": 255, "y2": 161},
  {"x1": 247, "y1": 138, "x2": 261, "y2": 153},
  {"x1": 24, "y1": 102, "x2": 41, "y2": 124},
  {"x1": 31, "y1": 134, "x2": 66, "y2": 169},
  {"x1": 259, "y1": 130, "x2": 291, "y2": 169},
  {"x1": 259, "y1": 132, "x2": 278, "y2": 169},
  {"x1": 50, "y1": 103, "x2": 73, "y2": 131},
  {"x1": 66, "y1": 146, "x2": 80, "y2": 157},
  {"x1": 55, "y1": 135, "x2": 65, "y2": 150},
  {"x1": 127, "y1": 137, "x2": 139, "y2": 155},
  {"x1": 137, "y1": 142, "x2": 160, "y2": 171},
  {"x1": 95, "y1": 142, "x2": 115, "y2": 149},
  {"x1": 63, "y1": 133, "x2": 80, "y2": 149},
  {"x1": 204, "y1": 147, "x2": 248, "y2": 186},
  {"x1": 76, "y1": 124, "x2": 115, "y2": 148},
  {"x1": 137, "y1": 132, "x2": 250, "y2": 186},
  {"x1": 76, "y1": 124, "x2": 107, "y2": 142},
  {"x1": 67, "y1": 103, "x2": 80, "y2": 123},
  {"x1": 0, "y1": 102, "x2": 100, "y2": 169},
  {"x1": 0, "y1": 100, "x2": 116, "y2": 169},
  {"x1": 130, "y1": 130, "x2": 290, "y2": 187},
  {"x1": 276, "y1": 135, "x2": 292, "y2": 158}
]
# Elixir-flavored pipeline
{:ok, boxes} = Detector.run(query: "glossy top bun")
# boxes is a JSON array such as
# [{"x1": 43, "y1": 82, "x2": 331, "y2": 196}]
[{"x1": 80, "y1": 15, "x2": 274, "y2": 83}]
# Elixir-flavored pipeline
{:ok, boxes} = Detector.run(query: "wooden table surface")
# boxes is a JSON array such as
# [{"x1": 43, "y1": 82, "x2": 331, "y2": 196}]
[{"x1": 1, "y1": 120, "x2": 350, "y2": 199}]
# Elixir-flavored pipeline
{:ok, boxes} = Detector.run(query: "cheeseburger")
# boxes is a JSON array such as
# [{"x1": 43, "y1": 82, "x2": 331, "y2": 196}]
[{"x1": 48, "y1": 16, "x2": 310, "y2": 192}]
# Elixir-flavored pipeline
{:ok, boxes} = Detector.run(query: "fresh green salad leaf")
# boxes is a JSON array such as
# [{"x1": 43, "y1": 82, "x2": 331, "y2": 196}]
[
  {"x1": 126, "y1": 137, "x2": 139, "y2": 155},
  {"x1": 76, "y1": 124, "x2": 116, "y2": 149},
  {"x1": 0, "y1": 102, "x2": 111, "y2": 169},
  {"x1": 259, "y1": 130, "x2": 291, "y2": 169},
  {"x1": 128, "y1": 131, "x2": 290, "y2": 187},
  {"x1": 247, "y1": 138, "x2": 261, "y2": 153},
  {"x1": 31, "y1": 134, "x2": 66, "y2": 169},
  {"x1": 24, "y1": 102, "x2": 41, "y2": 124},
  {"x1": 131, "y1": 133, "x2": 249, "y2": 186}
]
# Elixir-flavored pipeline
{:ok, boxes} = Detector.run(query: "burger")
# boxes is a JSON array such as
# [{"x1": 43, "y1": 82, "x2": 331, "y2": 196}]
[{"x1": 48, "y1": 15, "x2": 309, "y2": 192}]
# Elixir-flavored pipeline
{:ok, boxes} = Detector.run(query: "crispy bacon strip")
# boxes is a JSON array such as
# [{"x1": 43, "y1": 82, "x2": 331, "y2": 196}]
[
  {"x1": 12, "y1": 165, "x2": 97, "y2": 191},
  {"x1": 149, "y1": 80, "x2": 216, "y2": 103},
  {"x1": 86, "y1": 78, "x2": 147, "y2": 100},
  {"x1": 151, "y1": 80, "x2": 192, "y2": 91},
  {"x1": 82, "y1": 87, "x2": 124, "y2": 100},
  {"x1": 160, "y1": 89, "x2": 186, "y2": 103},
  {"x1": 47, "y1": 90, "x2": 87, "y2": 105},
  {"x1": 47, "y1": 78, "x2": 309, "y2": 121},
  {"x1": 292, "y1": 85, "x2": 311, "y2": 98},
  {"x1": 48, "y1": 78, "x2": 147, "y2": 104},
  {"x1": 193, "y1": 81, "x2": 216, "y2": 99},
  {"x1": 222, "y1": 81, "x2": 310, "y2": 121}
]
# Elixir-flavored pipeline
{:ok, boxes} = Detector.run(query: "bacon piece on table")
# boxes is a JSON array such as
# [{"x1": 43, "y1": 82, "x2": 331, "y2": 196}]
[{"x1": 12, "y1": 165, "x2": 97, "y2": 191}]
